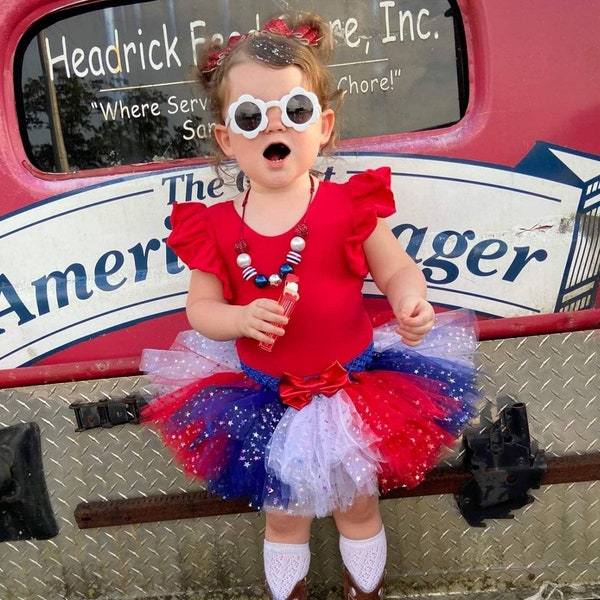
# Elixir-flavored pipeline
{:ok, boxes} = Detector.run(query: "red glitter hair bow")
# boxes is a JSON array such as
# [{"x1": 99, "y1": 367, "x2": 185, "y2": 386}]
[
  {"x1": 203, "y1": 18, "x2": 320, "y2": 72},
  {"x1": 262, "y1": 17, "x2": 321, "y2": 46}
]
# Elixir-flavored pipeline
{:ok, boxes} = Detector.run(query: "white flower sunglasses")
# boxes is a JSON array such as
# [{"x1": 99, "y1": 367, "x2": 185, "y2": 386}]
[{"x1": 225, "y1": 87, "x2": 322, "y2": 139}]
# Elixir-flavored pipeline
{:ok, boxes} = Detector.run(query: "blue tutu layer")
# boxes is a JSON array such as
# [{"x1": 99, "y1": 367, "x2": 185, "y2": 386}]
[{"x1": 141, "y1": 310, "x2": 481, "y2": 515}]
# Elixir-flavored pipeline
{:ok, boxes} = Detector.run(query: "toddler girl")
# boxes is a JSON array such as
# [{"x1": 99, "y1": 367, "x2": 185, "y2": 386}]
[{"x1": 142, "y1": 12, "x2": 479, "y2": 600}]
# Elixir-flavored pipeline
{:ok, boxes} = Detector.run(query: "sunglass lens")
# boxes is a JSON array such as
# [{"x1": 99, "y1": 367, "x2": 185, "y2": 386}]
[
  {"x1": 286, "y1": 94, "x2": 314, "y2": 125},
  {"x1": 235, "y1": 101, "x2": 262, "y2": 132}
]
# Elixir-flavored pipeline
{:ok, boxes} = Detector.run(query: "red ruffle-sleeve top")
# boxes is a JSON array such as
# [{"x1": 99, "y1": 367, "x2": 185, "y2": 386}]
[{"x1": 168, "y1": 167, "x2": 395, "y2": 378}]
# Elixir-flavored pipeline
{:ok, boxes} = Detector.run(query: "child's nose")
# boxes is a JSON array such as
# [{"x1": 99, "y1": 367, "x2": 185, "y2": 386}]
[{"x1": 265, "y1": 106, "x2": 286, "y2": 132}]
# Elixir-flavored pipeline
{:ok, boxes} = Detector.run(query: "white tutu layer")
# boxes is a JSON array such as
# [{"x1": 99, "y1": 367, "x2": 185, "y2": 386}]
[
  {"x1": 373, "y1": 309, "x2": 478, "y2": 365},
  {"x1": 264, "y1": 389, "x2": 382, "y2": 517},
  {"x1": 141, "y1": 332, "x2": 239, "y2": 394},
  {"x1": 142, "y1": 310, "x2": 477, "y2": 393}
]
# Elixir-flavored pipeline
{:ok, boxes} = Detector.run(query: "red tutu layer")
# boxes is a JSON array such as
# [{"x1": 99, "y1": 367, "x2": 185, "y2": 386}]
[{"x1": 140, "y1": 312, "x2": 480, "y2": 514}]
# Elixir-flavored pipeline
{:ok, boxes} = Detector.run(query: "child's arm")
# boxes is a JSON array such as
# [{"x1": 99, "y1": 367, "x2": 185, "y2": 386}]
[
  {"x1": 185, "y1": 269, "x2": 289, "y2": 343},
  {"x1": 364, "y1": 219, "x2": 435, "y2": 346}
]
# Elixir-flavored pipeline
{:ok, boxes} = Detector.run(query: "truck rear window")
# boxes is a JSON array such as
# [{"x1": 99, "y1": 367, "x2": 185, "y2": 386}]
[{"x1": 16, "y1": 0, "x2": 467, "y2": 173}]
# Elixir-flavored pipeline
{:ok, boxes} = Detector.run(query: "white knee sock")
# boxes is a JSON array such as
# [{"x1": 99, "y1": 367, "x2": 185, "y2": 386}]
[
  {"x1": 339, "y1": 527, "x2": 387, "y2": 593},
  {"x1": 263, "y1": 540, "x2": 310, "y2": 600}
]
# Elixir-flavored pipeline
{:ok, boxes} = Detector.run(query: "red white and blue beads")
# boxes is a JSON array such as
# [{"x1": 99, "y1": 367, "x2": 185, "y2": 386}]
[
  {"x1": 234, "y1": 177, "x2": 314, "y2": 288},
  {"x1": 235, "y1": 233, "x2": 306, "y2": 288}
]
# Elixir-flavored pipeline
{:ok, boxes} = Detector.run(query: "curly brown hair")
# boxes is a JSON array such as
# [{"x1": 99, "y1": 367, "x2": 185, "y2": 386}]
[{"x1": 197, "y1": 13, "x2": 343, "y2": 178}]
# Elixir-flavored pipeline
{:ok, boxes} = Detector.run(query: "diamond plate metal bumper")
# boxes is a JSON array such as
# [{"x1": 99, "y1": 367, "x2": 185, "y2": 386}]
[{"x1": 0, "y1": 329, "x2": 599, "y2": 599}]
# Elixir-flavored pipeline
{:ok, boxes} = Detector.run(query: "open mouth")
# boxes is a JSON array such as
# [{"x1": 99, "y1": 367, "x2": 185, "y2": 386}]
[{"x1": 263, "y1": 143, "x2": 291, "y2": 162}]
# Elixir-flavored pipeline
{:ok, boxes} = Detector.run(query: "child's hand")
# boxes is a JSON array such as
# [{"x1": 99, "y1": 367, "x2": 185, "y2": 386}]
[
  {"x1": 237, "y1": 298, "x2": 289, "y2": 343},
  {"x1": 395, "y1": 296, "x2": 435, "y2": 346}
]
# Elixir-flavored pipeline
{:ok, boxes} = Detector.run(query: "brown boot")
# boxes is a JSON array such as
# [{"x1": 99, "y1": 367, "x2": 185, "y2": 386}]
[
  {"x1": 267, "y1": 578, "x2": 308, "y2": 600},
  {"x1": 343, "y1": 568, "x2": 385, "y2": 599}
]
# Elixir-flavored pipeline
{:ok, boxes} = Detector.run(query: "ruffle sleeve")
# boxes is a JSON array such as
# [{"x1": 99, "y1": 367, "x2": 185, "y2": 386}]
[
  {"x1": 345, "y1": 167, "x2": 396, "y2": 277},
  {"x1": 167, "y1": 202, "x2": 233, "y2": 300}
]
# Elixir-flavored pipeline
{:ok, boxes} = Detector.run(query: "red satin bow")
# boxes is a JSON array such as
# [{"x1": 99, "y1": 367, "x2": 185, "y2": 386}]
[{"x1": 279, "y1": 361, "x2": 350, "y2": 411}]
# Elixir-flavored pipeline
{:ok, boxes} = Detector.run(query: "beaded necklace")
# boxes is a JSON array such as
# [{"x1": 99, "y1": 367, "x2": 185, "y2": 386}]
[{"x1": 234, "y1": 176, "x2": 315, "y2": 288}]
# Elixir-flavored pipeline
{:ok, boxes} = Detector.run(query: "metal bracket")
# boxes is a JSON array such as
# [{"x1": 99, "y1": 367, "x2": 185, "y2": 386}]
[
  {"x1": 69, "y1": 394, "x2": 147, "y2": 431},
  {"x1": 0, "y1": 422, "x2": 59, "y2": 542},
  {"x1": 456, "y1": 400, "x2": 547, "y2": 527}
]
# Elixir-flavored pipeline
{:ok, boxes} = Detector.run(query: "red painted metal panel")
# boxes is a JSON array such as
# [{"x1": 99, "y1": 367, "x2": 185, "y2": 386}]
[{"x1": 0, "y1": 0, "x2": 599, "y2": 383}]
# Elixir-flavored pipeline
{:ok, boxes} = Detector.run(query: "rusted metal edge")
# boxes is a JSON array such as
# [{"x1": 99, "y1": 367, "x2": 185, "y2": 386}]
[{"x1": 74, "y1": 452, "x2": 600, "y2": 529}]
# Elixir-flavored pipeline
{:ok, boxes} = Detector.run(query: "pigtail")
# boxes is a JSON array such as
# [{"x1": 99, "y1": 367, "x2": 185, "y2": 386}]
[{"x1": 284, "y1": 12, "x2": 335, "y2": 64}]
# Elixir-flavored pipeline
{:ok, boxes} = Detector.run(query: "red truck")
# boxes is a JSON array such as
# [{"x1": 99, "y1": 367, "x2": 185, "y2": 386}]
[
  {"x1": 0, "y1": 1, "x2": 599, "y2": 599},
  {"x1": 1, "y1": 0, "x2": 599, "y2": 384}
]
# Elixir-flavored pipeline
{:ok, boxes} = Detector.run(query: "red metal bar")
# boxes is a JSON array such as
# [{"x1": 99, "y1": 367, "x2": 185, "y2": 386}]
[
  {"x1": 477, "y1": 308, "x2": 600, "y2": 341},
  {"x1": 1, "y1": 309, "x2": 599, "y2": 389},
  {"x1": 0, "y1": 357, "x2": 141, "y2": 389}
]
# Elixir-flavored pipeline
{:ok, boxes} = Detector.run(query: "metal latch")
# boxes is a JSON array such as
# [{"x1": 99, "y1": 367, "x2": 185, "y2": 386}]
[
  {"x1": 456, "y1": 401, "x2": 547, "y2": 527},
  {"x1": 69, "y1": 394, "x2": 147, "y2": 431}
]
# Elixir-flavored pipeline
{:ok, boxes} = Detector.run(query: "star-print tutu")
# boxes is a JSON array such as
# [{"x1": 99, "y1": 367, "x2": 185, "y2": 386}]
[{"x1": 141, "y1": 310, "x2": 480, "y2": 517}]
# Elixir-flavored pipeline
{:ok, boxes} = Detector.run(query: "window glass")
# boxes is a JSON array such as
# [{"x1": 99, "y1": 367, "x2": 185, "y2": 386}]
[{"x1": 17, "y1": 0, "x2": 466, "y2": 173}]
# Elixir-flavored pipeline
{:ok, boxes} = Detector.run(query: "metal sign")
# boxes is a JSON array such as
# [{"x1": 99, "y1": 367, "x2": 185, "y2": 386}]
[{"x1": 1, "y1": 143, "x2": 598, "y2": 368}]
